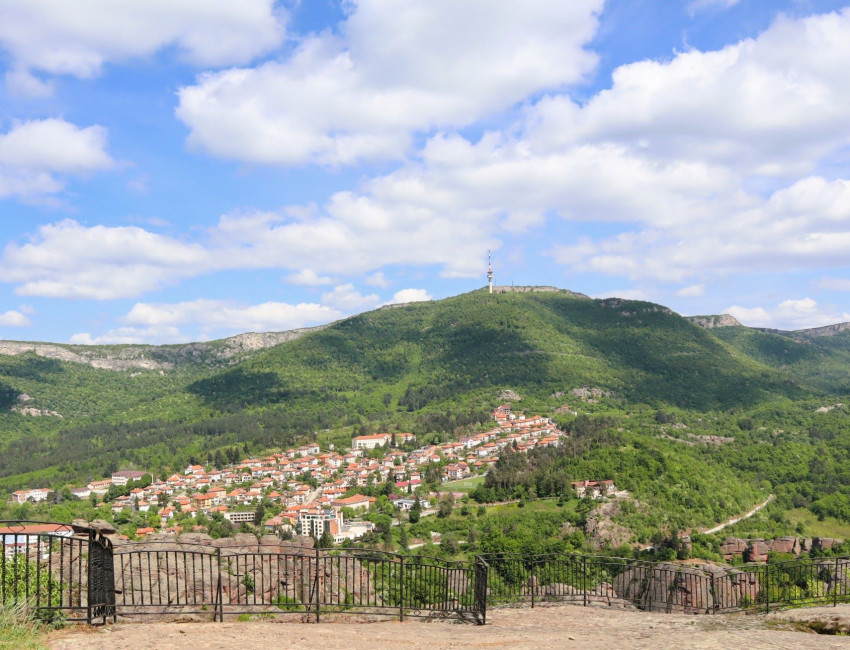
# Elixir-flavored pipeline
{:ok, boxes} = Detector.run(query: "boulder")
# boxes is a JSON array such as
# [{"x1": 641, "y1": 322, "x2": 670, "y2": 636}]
[
  {"x1": 177, "y1": 532, "x2": 213, "y2": 546},
  {"x1": 89, "y1": 519, "x2": 117, "y2": 535},
  {"x1": 768, "y1": 537, "x2": 800, "y2": 556},
  {"x1": 720, "y1": 537, "x2": 747, "y2": 561},
  {"x1": 813, "y1": 537, "x2": 843, "y2": 551},
  {"x1": 744, "y1": 540, "x2": 769, "y2": 563}
]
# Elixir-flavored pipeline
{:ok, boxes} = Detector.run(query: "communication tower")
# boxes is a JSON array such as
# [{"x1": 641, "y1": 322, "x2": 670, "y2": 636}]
[{"x1": 487, "y1": 250, "x2": 494, "y2": 294}]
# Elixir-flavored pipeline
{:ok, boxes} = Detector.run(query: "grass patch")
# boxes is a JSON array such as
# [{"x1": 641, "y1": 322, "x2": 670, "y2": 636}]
[
  {"x1": 485, "y1": 498, "x2": 577, "y2": 516},
  {"x1": 0, "y1": 604, "x2": 48, "y2": 650},
  {"x1": 786, "y1": 508, "x2": 850, "y2": 539},
  {"x1": 442, "y1": 475, "x2": 486, "y2": 493}
]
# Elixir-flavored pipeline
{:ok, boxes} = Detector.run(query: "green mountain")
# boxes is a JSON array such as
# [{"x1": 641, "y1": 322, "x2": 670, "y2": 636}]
[
  {"x1": 0, "y1": 287, "x2": 838, "y2": 492},
  {"x1": 689, "y1": 316, "x2": 850, "y2": 394}
]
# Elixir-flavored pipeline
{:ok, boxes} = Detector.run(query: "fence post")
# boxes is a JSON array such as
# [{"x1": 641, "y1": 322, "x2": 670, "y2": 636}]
[
  {"x1": 710, "y1": 572, "x2": 717, "y2": 614},
  {"x1": 582, "y1": 556, "x2": 587, "y2": 608},
  {"x1": 314, "y1": 547, "x2": 321, "y2": 623},
  {"x1": 764, "y1": 565, "x2": 770, "y2": 614},
  {"x1": 86, "y1": 530, "x2": 94, "y2": 625},
  {"x1": 835, "y1": 558, "x2": 840, "y2": 608},
  {"x1": 399, "y1": 556, "x2": 405, "y2": 622},
  {"x1": 216, "y1": 548, "x2": 223, "y2": 623},
  {"x1": 530, "y1": 561, "x2": 535, "y2": 608},
  {"x1": 474, "y1": 556, "x2": 488, "y2": 626}
]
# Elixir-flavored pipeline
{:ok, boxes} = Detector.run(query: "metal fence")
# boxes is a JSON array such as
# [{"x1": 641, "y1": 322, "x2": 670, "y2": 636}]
[
  {"x1": 0, "y1": 520, "x2": 114, "y2": 624},
  {"x1": 478, "y1": 553, "x2": 850, "y2": 614},
  {"x1": 112, "y1": 541, "x2": 485, "y2": 623},
  {"x1": 4, "y1": 520, "x2": 850, "y2": 626}
]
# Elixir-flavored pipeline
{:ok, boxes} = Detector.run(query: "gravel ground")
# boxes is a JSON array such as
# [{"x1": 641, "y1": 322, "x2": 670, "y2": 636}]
[{"x1": 48, "y1": 603, "x2": 850, "y2": 650}]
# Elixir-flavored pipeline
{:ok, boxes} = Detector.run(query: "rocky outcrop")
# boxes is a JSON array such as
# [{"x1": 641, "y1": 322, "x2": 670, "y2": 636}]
[
  {"x1": 0, "y1": 325, "x2": 331, "y2": 372},
  {"x1": 687, "y1": 314, "x2": 742, "y2": 329},
  {"x1": 584, "y1": 499, "x2": 631, "y2": 549},
  {"x1": 491, "y1": 286, "x2": 589, "y2": 298},
  {"x1": 720, "y1": 536, "x2": 843, "y2": 562},
  {"x1": 815, "y1": 403, "x2": 845, "y2": 414},
  {"x1": 571, "y1": 386, "x2": 612, "y2": 401}
]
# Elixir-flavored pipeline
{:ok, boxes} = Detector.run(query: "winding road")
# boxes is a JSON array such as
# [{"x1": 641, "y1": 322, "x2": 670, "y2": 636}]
[{"x1": 702, "y1": 494, "x2": 775, "y2": 535}]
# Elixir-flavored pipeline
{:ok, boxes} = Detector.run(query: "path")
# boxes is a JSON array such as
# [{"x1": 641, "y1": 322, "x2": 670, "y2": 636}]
[
  {"x1": 48, "y1": 602, "x2": 850, "y2": 650},
  {"x1": 702, "y1": 494, "x2": 775, "y2": 535}
]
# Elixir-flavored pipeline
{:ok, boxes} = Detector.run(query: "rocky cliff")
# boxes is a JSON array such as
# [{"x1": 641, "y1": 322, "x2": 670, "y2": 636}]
[
  {"x1": 687, "y1": 314, "x2": 743, "y2": 329},
  {"x1": 0, "y1": 325, "x2": 331, "y2": 372}
]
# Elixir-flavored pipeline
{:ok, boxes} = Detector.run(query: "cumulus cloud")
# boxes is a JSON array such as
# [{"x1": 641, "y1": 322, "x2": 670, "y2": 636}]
[
  {"x1": 527, "y1": 9, "x2": 850, "y2": 178},
  {"x1": 320, "y1": 284, "x2": 380, "y2": 312},
  {"x1": 0, "y1": 219, "x2": 211, "y2": 299},
  {"x1": 0, "y1": 0, "x2": 284, "y2": 89},
  {"x1": 677, "y1": 284, "x2": 705, "y2": 298},
  {"x1": 72, "y1": 297, "x2": 343, "y2": 344},
  {"x1": 726, "y1": 297, "x2": 850, "y2": 330},
  {"x1": 0, "y1": 119, "x2": 114, "y2": 201},
  {"x1": 688, "y1": 0, "x2": 739, "y2": 13},
  {"x1": 385, "y1": 288, "x2": 432, "y2": 305},
  {"x1": 284, "y1": 269, "x2": 334, "y2": 286},
  {"x1": 176, "y1": 0, "x2": 602, "y2": 165},
  {"x1": 365, "y1": 272, "x2": 390, "y2": 288},
  {"x1": 0, "y1": 310, "x2": 31, "y2": 327}
]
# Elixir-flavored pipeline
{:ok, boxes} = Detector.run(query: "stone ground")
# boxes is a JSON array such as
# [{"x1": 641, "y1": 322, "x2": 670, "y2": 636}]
[{"x1": 48, "y1": 604, "x2": 850, "y2": 650}]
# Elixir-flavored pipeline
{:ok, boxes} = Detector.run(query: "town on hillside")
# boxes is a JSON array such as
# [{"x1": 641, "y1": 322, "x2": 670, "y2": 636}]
[{"x1": 10, "y1": 405, "x2": 575, "y2": 544}]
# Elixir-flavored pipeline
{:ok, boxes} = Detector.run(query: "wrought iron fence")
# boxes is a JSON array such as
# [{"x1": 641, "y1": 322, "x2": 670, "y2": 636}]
[
  {"x1": 5, "y1": 519, "x2": 850, "y2": 627},
  {"x1": 478, "y1": 552, "x2": 850, "y2": 614},
  {"x1": 0, "y1": 520, "x2": 114, "y2": 624},
  {"x1": 112, "y1": 540, "x2": 485, "y2": 623}
]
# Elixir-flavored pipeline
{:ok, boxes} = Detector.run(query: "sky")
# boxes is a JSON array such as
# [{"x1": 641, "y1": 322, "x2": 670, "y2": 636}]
[{"x1": 3, "y1": 0, "x2": 850, "y2": 344}]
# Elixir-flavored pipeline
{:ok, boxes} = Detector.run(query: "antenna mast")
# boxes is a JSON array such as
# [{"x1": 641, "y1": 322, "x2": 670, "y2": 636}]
[{"x1": 487, "y1": 250, "x2": 494, "y2": 294}]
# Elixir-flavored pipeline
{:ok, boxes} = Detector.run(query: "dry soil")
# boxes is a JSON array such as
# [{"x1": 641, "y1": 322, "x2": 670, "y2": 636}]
[{"x1": 48, "y1": 603, "x2": 850, "y2": 650}]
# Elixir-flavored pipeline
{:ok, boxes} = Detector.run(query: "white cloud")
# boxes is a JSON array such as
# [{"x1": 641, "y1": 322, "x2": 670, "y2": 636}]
[
  {"x1": 0, "y1": 219, "x2": 211, "y2": 299},
  {"x1": 5, "y1": 68, "x2": 53, "y2": 98},
  {"x1": 0, "y1": 119, "x2": 114, "y2": 201},
  {"x1": 73, "y1": 297, "x2": 343, "y2": 344},
  {"x1": 677, "y1": 284, "x2": 705, "y2": 298},
  {"x1": 0, "y1": 310, "x2": 31, "y2": 327},
  {"x1": 527, "y1": 9, "x2": 850, "y2": 178},
  {"x1": 285, "y1": 269, "x2": 334, "y2": 286},
  {"x1": 726, "y1": 297, "x2": 850, "y2": 330},
  {"x1": 365, "y1": 271, "x2": 390, "y2": 288},
  {"x1": 176, "y1": 0, "x2": 602, "y2": 165},
  {"x1": 385, "y1": 288, "x2": 432, "y2": 305},
  {"x1": 688, "y1": 0, "x2": 739, "y2": 13},
  {"x1": 122, "y1": 298, "x2": 340, "y2": 334},
  {"x1": 0, "y1": 0, "x2": 284, "y2": 84},
  {"x1": 320, "y1": 284, "x2": 380, "y2": 312}
]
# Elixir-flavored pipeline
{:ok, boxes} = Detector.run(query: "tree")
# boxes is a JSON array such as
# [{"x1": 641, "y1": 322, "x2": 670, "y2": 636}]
[
  {"x1": 409, "y1": 497, "x2": 422, "y2": 524},
  {"x1": 254, "y1": 503, "x2": 265, "y2": 526},
  {"x1": 437, "y1": 492, "x2": 455, "y2": 518},
  {"x1": 398, "y1": 524, "x2": 409, "y2": 550},
  {"x1": 318, "y1": 531, "x2": 335, "y2": 548}
]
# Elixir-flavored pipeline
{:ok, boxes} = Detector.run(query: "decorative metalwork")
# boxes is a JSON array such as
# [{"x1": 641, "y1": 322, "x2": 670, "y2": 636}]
[
  {"x1": 0, "y1": 520, "x2": 114, "y2": 624},
  {"x1": 476, "y1": 552, "x2": 850, "y2": 614}
]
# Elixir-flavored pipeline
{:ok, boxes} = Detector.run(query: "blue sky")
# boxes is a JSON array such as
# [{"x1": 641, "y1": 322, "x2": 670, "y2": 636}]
[{"x1": 3, "y1": 0, "x2": 850, "y2": 344}]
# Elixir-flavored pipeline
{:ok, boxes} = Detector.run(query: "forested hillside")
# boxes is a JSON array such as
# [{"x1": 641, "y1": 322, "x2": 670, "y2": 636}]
[{"x1": 2, "y1": 287, "x2": 850, "y2": 540}]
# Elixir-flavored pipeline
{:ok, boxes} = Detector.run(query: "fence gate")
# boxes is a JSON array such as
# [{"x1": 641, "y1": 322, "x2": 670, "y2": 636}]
[{"x1": 0, "y1": 520, "x2": 114, "y2": 624}]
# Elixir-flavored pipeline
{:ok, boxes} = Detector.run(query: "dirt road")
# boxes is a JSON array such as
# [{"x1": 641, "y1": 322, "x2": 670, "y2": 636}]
[{"x1": 48, "y1": 603, "x2": 850, "y2": 650}]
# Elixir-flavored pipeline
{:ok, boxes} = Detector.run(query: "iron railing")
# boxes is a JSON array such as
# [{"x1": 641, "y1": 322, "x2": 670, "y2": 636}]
[
  {"x1": 478, "y1": 553, "x2": 850, "y2": 614},
  {"x1": 5, "y1": 519, "x2": 849, "y2": 626},
  {"x1": 112, "y1": 540, "x2": 485, "y2": 623},
  {"x1": 0, "y1": 520, "x2": 114, "y2": 624}
]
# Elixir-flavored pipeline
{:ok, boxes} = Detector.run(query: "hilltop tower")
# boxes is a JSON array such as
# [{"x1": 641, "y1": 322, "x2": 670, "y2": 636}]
[{"x1": 487, "y1": 250, "x2": 494, "y2": 294}]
